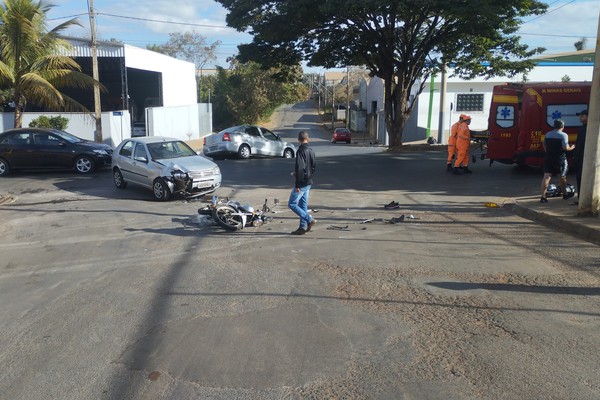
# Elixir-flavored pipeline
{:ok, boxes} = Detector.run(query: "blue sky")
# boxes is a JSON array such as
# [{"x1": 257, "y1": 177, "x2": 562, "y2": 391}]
[{"x1": 46, "y1": 0, "x2": 599, "y2": 70}]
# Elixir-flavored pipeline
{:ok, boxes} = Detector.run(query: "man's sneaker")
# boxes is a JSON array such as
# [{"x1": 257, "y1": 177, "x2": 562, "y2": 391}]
[
  {"x1": 291, "y1": 228, "x2": 306, "y2": 235},
  {"x1": 453, "y1": 167, "x2": 462, "y2": 175},
  {"x1": 306, "y1": 219, "x2": 317, "y2": 232},
  {"x1": 446, "y1": 164, "x2": 453, "y2": 172},
  {"x1": 384, "y1": 201, "x2": 400, "y2": 209},
  {"x1": 462, "y1": 167, "x2": 473, "y2": 174},
  {"x1": 540, "y1": 196, "x2": 548, "y2": 203}
]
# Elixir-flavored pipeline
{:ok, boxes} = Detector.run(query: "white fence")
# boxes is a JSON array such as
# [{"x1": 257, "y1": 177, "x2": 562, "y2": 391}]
[{"x1": 1, "y1": 102, "x2": 213, "y2": 147}]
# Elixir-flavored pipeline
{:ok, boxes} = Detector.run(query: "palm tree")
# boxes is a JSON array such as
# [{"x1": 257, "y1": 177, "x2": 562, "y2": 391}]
[{"x1": 0, "y1": 0, "x2": 99, "y2": 128}]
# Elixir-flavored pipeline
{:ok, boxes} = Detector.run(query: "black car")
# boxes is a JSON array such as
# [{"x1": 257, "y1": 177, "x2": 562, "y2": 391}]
[{"x1": 0, "y1": 128, "x2": 113, "y2": 176}]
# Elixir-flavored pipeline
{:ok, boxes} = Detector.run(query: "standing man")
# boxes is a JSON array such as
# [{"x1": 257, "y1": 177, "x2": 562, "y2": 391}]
[
  {"x1": 453, "y1": 115, "x2": 473, "y2": 174},
  {"x1": 540, "y1": 119, "x2": 575, "y2": 203},
  {"x1": 573, "y1": 109, "x2": 588, "y2": 202},
  {"x1": 446, "y1": 114, "x2": 464, "y2": 172},
  {"x1": 288, "y1": 130, "x2": 316, "y2": 235}
]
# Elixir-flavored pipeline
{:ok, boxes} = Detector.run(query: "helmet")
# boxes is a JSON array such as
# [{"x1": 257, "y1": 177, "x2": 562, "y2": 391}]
[
  {"x1": 563, "y1": 183, "x2": 575, "y2": 199},
  {"x1": 546, "y1": 184, "x2": 559, "y2": 197}
]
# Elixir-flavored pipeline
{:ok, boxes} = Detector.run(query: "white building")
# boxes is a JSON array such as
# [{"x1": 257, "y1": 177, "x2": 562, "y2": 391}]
[
  {"x1": 355, "y1": 53, "x2": 594, "y2": 144},
  {"x1": 1, "y1": 38, "x2": 211, "y2": 147}
]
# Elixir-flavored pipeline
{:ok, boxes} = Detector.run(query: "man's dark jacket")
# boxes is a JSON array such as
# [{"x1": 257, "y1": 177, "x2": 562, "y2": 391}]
[{"x1": 294, "y1": 143, "x2": 316, "y2": 188}]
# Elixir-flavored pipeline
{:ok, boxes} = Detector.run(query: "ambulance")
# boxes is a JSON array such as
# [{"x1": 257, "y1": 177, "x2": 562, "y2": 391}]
[{"x1": 486, "y1": 82, "x2": 591, "y2": 167}]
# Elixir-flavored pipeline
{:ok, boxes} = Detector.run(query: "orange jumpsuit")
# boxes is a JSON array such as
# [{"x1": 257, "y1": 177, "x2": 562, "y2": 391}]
[
  {"x1": 447, "y1": 121, "x2": 460, "y2": 164},
  {"x1": 454, "y1": 121, "x2": 471, "y2": 168}
]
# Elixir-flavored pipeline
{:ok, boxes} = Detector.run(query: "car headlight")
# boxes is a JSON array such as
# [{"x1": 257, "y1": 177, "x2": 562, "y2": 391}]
[
  {"x1": 212, "y1": 166, "x2": 220, "y2": 175},
  {"x1": 172, "y1": 171, "x2": 189, "y2": 180},
  {"x1": 93, "y1": 149, "x2": 109, "y2": 155}
]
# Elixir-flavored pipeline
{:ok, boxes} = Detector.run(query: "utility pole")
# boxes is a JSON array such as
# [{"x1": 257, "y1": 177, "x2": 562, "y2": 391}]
[
  {"x1": 577, "y1": 12, "x2": 600, "y2": 216},
  {"x1": 89, "y1": 0, "x2": 102, "y2": 143},
  {"x1": 346, "y1": 66, "x2": 350, "y2": 129},
  {"x1": 437, "y1": 63, "x2": 448, "y2": 144}
]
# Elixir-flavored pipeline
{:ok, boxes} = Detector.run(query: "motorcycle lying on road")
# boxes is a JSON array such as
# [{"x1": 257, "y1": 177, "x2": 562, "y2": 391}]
[{"x1": 198, "y1": 198, "x2": 271, "y2": 231}]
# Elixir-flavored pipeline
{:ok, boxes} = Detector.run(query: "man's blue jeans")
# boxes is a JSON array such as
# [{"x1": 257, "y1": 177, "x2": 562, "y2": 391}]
[{"x1": 288, "y1": 185, "x2": 313, "y2": 230}]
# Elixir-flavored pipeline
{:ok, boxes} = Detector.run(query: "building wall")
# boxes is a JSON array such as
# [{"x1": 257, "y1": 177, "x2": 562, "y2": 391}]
[
  {"x1": 123, "y1": 45, "x2": 197, "y2": 107},
  {"x1": 0, "y1": 111, "x2": 132, "y2": 147},
  {"x1": 146, "y1": 104, "x2": 212, "y2": 142}
]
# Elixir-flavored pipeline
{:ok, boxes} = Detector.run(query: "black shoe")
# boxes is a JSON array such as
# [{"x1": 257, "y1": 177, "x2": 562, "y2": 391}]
[
  {"x1": 446, "y1": 164, "x2": 453, "y2": 172},
  {"x1": 540, "y1": 197, "x2": 548, "y2": 203},
  {"x1": 291, "y1": 228, "x2": 306, "y2": 235},
  {"x1": 462, "y1": 167, "x2": 473, "y2": 174},
  {"x1": 306, "y1": 219, "x2": 317, "y2": 232},
  {"x1": 384, "y1": 201, "x2": 400, "y2": 209},
  {"x1": 453, "y1": 168, "x2": 462, "y2": 175}
]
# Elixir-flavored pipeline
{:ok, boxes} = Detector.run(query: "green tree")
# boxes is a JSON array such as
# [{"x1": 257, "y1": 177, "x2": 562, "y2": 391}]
[
  {"x1": 216, "y1": 0, "x2": 547, "y2": 149},
  {"x1": 147, "y1": 31, "x2": 221, "y2": 71},
  {"x1": 29, "y1": 115, "x2": 69, "y2": 130},
  {"x1": 207, "y1": 61, "x2": 307, "y2": 129},
  {"x1": 0, "y1": 0, "x2": 100, "y2": 128}
]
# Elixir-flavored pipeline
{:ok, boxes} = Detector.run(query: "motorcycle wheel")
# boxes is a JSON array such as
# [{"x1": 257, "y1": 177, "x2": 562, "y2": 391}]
[{"x1": 211, "y1": 205, "x2": 244, "y2": 231}]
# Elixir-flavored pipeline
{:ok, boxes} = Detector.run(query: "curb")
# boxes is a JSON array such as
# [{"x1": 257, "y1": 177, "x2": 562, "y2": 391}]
[{"x1": 508, "y1": 204, "x2": 600, "y2": 245}]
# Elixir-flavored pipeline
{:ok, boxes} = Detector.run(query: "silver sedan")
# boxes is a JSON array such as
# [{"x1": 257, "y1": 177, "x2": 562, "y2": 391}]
[
  {"x1": 112, "y1": 136, "x2": 221, "y2": 201},
  {"x1": 203, "y1": 125, "x2": 296, "y2": 160}
]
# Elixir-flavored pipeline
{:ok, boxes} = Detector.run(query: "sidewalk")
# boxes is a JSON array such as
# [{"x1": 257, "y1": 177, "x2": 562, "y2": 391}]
[{"x1": 507, "y1": 196, "x2": 600, "y2": 245}]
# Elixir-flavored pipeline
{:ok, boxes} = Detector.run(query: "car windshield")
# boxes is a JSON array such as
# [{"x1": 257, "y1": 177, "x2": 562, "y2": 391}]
[
  {"x1": 50, "y1": 129, "x2": 83, "y2": 143},
  {"x1": 147, "y1": 140, "x2": 196, "y2": 160}
]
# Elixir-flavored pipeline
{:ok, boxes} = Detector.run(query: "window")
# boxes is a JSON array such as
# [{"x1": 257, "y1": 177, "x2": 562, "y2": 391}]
[
  {"x1": 495, "y1": 105, "x2": 515, "y2": 128},
  {"x1": 456, "y1": 93, "x2": 484, "y2": 112},
  {"x1": 2, "y1": 132, "x2": 30, "y2": 145},
  {"x1": 546, "y1": 104, "x2": 587, "y2": 127},
  {"x1": 119, "y1": 141, "x2": 134, "y2": 157},
  {"x1": 33, "y1": 133, "x2": 62, "y2": 146},
  {"x1": 133, "y1": 144, "x2": 148, "y2": 160}
]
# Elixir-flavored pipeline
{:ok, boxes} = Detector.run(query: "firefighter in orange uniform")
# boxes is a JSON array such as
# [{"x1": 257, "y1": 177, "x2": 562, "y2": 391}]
[
  {"x1": 447, "y1": 114, "x2": 465, "y2": 171},
  {"x1": 453, "y1": 115, "x2": 473, "y2": 174}
]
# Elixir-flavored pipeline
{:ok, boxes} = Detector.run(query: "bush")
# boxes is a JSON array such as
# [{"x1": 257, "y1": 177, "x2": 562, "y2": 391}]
[{"x1": 29, "y1": 115, "x2": 69, "y2": 130}]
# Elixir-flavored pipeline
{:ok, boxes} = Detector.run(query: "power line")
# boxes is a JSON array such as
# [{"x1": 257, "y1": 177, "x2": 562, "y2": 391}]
[
  {"x1": 97, "y1": 12, "x2": 234, "y2": 30},
  {"x1": 522, "y1": 0, "x2": 577, "y2": 24}
]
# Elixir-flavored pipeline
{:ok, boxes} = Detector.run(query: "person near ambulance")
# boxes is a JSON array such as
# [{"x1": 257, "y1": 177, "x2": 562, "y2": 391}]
[
  {"x1": 539, "y1": 119, "x2": 575, "y2": 203},
  {"x1": 453, "y1": 115, "x2": 473, "y2": 175},
  {"x1": 446, "y1": 114, "x2": 465, "y2": 172}
]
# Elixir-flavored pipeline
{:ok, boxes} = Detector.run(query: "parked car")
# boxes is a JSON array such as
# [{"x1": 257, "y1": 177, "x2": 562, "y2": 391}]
[
  {"x1": 203, "y1": 125, "x2": 296, "y2": 160},
  {"x1": 112, "y1": 136, "x2": 221, "y2": 201},
  {"x1": 0, "y1": 128, "x2": 112, "y2": 176},
  {"x1": 131, "y1": 122, "x2": 146, "y2": 137},
  {"x1": 331, "y1": 127, "x2": 352, "y2": 144}
]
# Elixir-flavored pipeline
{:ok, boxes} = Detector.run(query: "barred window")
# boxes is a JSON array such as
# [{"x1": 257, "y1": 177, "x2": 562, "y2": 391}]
[{"x1": 456, "y1": 93, "x2": 484, "y2": 112}]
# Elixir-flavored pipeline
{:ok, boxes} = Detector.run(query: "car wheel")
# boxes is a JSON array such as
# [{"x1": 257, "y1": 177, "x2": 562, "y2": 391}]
[
  {"x1": 153, "y1": 178, "x2": 171, "y2": 201},
  {"x1": 346, "y1": 140, "x2": 351, "y2": 144},
  {"x1": 283, "y1": 148, "x2": 294, "y2": 158},
  {"x1": 113, "y1": 168, "x2": 127, "y2": 189},
  {"x1": 238, "y1": 144, "x2": 251, "y2": 160},
  {"x1": 75, "y1": 155, "x2": 94, "y2": 174},
  {"x1": 0, "y1": 158, "x2": 10, "y2": 176},
  {"x1": 238, "y1": 144, "x2": 251, "y2": 159}
]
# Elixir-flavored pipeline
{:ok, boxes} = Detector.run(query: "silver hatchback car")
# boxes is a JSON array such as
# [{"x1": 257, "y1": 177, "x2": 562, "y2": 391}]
[
  {"x1": 112, "y1": 136, "x2": 221, "y2": 201},
  {"x1": 203, "y1": 125, "x2": 296, "y2": 160}
]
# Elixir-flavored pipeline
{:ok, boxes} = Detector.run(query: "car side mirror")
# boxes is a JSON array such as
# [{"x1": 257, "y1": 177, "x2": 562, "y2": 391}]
[
  {"x1": 276, "y1": 134, "x2": 281, "y2": 140},
  {"x1": 134, "y1": 156, "x2": 148, "y2": 163}
]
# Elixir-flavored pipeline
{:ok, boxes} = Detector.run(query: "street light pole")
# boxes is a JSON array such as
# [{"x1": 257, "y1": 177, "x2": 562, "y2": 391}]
[{"x1": 89, "y1": 0, "x2": 102, "y2": 143}]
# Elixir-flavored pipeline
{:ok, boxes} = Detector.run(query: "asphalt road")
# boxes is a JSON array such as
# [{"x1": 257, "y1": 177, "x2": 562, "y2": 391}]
[{"x1": 1, "y1": 101, "x2": 599, "y2": 399}]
